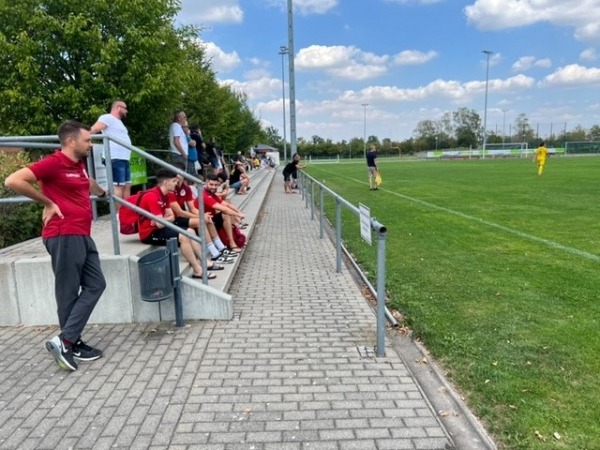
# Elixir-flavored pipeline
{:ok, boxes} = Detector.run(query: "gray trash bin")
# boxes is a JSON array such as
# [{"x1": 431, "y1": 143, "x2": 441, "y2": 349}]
[{"x1": 138, "y1": 249, "x2": 173, "y2": 302}]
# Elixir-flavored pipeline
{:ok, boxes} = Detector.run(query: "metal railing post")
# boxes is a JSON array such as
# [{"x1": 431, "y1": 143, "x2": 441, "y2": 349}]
[
  {"x1": 375, "y1": 224, "x2": 388, "y2": 357},
  {"x1": 167, "y1": 238, "x2": 184, "y2": 327},
  {"x1": 319, "y1": 185, "x2": 324, "y2": 239},
  {"x1": 310, "y1": 181, "x2": 315, "y2": 220},
  {"x1": 335, "y1": 198, "x2": 342, "y2": 273},
  {"x1": 102, "y1": 135, "x2": 120, "y2": 255}
]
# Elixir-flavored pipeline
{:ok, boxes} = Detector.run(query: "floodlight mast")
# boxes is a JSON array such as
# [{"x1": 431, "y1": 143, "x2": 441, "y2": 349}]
[
  {"x1": 482, "y1": 50, "x2": 494, "y2": 159},
  {"x1": 287, "y1": 0, "x2": 297, "y2": 159},
  {"x1": 362, "y1": 103, "x2": 369, "y2": 158},
  {"x1": 278, "y1": 46, "x2": 288, "y2": 163}
]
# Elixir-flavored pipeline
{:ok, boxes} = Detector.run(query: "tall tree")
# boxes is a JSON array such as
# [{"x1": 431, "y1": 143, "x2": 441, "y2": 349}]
[
  {"x1": 0, "y1": 0, "x2": 264, "y2": 152},
  {"x1": 0, "y1": 0, "x2": 196, "y2": 142},
  {"x1": 453, "y1": 107, "x2": 481, "y2": 148},
  {"x1": 513, "y1": 114, "x2": 535, "y2": 144}
]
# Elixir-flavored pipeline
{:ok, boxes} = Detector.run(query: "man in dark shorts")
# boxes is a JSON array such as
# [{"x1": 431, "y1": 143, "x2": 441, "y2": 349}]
[{"x1": 5, "y1": 121, "x2": 108, "y2": 372}]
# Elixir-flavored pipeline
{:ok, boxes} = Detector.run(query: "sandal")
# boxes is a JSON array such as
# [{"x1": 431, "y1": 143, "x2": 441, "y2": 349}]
[
  {"x1": 207, "y1": 264, "x2": 224, "y2": 271},
  {"x1": 229, "y1": 247, "x2": 242, "y2": 253},
  {"x1": 191, "y1": 272, "x2": 217, "y2": 280}
]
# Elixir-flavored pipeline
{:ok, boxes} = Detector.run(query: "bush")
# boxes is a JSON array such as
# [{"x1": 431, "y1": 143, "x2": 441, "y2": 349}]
[{"x1": 0, "y1": 151, "x2": 43, "y2": 249}]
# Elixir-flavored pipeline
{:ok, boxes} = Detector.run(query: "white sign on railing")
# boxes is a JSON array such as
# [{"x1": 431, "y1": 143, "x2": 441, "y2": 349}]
[
  {"x1": 92, "y1": 144, "x2": 108, "y2": 189},
  {"x1": 359, "y1": 203, "x2": 372, "y2": 245}
]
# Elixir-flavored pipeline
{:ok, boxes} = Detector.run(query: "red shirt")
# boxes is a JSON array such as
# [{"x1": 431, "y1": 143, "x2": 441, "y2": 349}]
[
  {"x1": 28, "y1": 151, "x2": 92, "y2": 238},
  {"x1": 137, "y1": 186, "x2": 168, "y2": 241},
  {"x1": 166, "y1": 184, "x2": 193, "y2": 210},
  {"x1": 194, "y1": 189, "x2": 222, "y2": 216}
]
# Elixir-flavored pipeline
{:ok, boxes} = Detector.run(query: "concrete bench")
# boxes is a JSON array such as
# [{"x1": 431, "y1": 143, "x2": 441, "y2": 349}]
[{"x1": 0, "y1": 168, "x2": 275, "y2": 326}]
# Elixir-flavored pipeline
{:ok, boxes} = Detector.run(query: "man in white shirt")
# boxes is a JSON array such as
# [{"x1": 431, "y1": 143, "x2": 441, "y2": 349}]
[
  {"x1": 90, "y1": 100, "x2": 132, "y2": 205},
  {"x1": 169, "y1": 110, "x2": 188, "y2": 170}
]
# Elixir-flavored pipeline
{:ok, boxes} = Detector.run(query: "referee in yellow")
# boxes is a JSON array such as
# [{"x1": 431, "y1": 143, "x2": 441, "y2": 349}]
[{"x1": 533, "y1": 141, "x2": 549, "y2": 176}]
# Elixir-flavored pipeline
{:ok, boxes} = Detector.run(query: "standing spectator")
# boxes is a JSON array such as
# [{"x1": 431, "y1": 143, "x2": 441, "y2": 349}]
[
  {"x1": 169, "y1": 110, "x2": 188, "y2": 168},
  {"x1": 366, "y1": 144, "x2": 378, "y2": 190},
  {"x1": 90, "y1": 99, "x2": 132, "y2": 208},
  {"x1": 137, "y1": 168, "x2": 217, "y2": 279},
  {"x1": 182, "y1": 124, "x2": 197, "y2": 177},
  {"x1": 533, "y1": 141, "x2": 549, "y2": 176},
  {"x1": 5, "y1": 121, "x2": 108, "y2": 372},
  {"x1": 190, "y1": 124, "x2": 209, "y2": 177},
  {"x1": 290, "y1": 153, "x2": 304, "y2": 189},
  {"x1": 205, "y1": 141, "x2": 222, "y2": 175},
  {"x1": 282, "y1": 153, "x2": 303, "y2": 193}
]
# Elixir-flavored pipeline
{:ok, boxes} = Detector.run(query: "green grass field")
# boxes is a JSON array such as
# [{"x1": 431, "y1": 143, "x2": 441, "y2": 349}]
[{"x1": 304, "y1": 156, "x2": 600, "y2": 450}]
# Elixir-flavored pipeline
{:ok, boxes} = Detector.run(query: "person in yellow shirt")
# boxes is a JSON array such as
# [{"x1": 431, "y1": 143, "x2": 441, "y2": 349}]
[{"x1": 533, "y1": 141, "x2": 549, "y2": 176}]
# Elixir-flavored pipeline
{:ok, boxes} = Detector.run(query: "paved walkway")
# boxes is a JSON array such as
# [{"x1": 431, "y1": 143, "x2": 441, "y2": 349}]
[{"x1": 0, "y1": 179, "x2": 466, "y2": 449}]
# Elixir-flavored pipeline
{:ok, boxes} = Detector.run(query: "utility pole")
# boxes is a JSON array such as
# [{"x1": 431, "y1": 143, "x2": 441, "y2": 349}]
[
  {"x1": 278, "y1": 46, "x2": 288, "y2": 163},
  {"x1": 361, "y1": 103, "x2": 369, "y2": 158},
  {"x1": 482, "y1": 50, "x2": 494, "y2": 158},
  {"x1": 287, "y1": 0, "x2": 297, "y2": 158}
]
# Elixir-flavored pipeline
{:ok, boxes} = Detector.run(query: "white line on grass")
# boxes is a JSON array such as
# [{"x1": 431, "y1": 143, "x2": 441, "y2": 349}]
[{"x1": 349, "y1": 178, "x2": 600, "y2": 263}]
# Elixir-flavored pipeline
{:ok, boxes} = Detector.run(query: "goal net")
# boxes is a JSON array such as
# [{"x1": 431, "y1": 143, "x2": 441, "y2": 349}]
[{"x1": 565, "y1": 141, "x2": 600, "y2": 155}]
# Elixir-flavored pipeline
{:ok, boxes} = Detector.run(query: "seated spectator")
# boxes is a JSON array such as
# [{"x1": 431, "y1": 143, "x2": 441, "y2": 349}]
[
  {"x1": 215, "y1": 172, "x2": 249, "y2": 229},
  {"x1": 137, "y1": 168, "x2": 218, "y2": 279},
  {"x1": 196, "y1": 173, "x2": 246, "y2": 253},
  {"x1": 226, "y1": 161, "x2": 249, "y2": 194},
  {"x1": 167, "y1": 175, "x2": 236, "y2": 264}
]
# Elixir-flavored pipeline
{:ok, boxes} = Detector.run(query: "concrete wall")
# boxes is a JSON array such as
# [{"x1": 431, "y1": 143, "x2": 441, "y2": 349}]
[{"x1": 1, "y1": 254, "x2": 233, "y2": 326}]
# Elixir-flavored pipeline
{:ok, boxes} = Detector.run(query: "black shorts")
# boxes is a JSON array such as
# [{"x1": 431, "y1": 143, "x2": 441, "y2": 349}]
[
  {"x1": 212, "y1": 213, "x2": 224, "y2": 229},
  {"x1": 142, "y1": 227, "x2": 180, "y2": 246},
  {"x1": 174, "y1": 217, "x2": 190, "y2": 229},
  {"x1": 283, "y1": 171, "x2": 292, "y2": 181}
]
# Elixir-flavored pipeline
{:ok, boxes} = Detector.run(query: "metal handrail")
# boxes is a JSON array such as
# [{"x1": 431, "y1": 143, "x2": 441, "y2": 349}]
[
  {"x1": 297, "y1": 170, "x2": 391, "y2": 357},
  {"x1": 0, "y1": 133, "x2": 212, "y2": 284}
]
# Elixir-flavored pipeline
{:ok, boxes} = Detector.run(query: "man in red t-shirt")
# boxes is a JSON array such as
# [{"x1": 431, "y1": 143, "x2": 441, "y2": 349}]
[
  {"x1": 137, "y1": 169, "x2": 217, "y2": 279},
  {"x1": 167, "y1": 176, "x2": 235, "y2": 264},
  {"x1": 200, "y1": 173, "x2": 245, "y2": 253},
  {"x1": 5, "y1": 121, "x2": 108, "y2": 372}
]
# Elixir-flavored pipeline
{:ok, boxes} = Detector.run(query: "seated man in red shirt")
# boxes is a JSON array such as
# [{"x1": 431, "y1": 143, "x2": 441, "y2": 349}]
[
  {"x1": 197, "y1": 173, "x2": 246, "y2": 253},
  {"x1": 137, "y1": 168, "x2": 216, "y2": 279},
  {"x1": 167, "y1": 174, "x2": 235, "y2": 264}
]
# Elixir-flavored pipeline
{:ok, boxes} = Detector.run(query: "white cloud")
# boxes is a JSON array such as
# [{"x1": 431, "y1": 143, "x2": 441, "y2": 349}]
[
  {"x1": 295, "y1": 45, "x2": 389, "y2": 80},
  {"x1": 338, "y1": 74, "x2": 535, "y2": 105},
  {"x1": 580, "y1": 48, "x2": 598, "y2": 61},
  {"x1": 393, "y1": 50, "x2": 438, "y2": 65},
  {"x1": 179, "y1": 0, "x2": 243, "y2": 24},
  {"x1": 219, "y1": 77, "x2": 282, "y2": 100},
  {"x1": 203, "y1": 6, "x2": 244, "y2": 24},
  {"x1": 512, "y1": 56, "x2": 552, "y2": 72},
  {"x1": 293, "y1": 45, "x2": 437, "y2": 81},
  {"x1": 465, "y1": 0, "x2": 600, "y2": 42},
  {"x1": 201, "y1": 42, "x2": 241, "y2": 73},
  {"x1": 541, "y1": 64, "x2": 600, "y2": 86}
]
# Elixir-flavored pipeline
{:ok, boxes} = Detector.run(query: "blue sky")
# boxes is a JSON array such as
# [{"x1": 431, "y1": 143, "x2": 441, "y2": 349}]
[{"x1": 177, "y1": 0, "x2": 600, "y2": 143}]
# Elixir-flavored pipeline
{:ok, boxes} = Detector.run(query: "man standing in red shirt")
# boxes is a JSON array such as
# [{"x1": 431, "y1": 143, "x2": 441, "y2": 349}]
[{"x1": 5, "y1": 121, "x2": 108, "y2": 372}]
